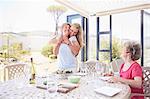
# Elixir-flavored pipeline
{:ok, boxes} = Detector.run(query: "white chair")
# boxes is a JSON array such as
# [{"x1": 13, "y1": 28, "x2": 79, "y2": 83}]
[
  {"x1": 84, "y1": 59, "x2": 99, "y2": 73},
  {"x1": 4, "y1": 63, "x2": 26, "y2": 81},
  {"x1": 131, "y1": 67, "x2": 150, "y2": 98},
  {"x1": 142, "y1": 67, "x2": 150, "y2": 97},
  {"x1": 110, "y1": 59, "x2": 124, "y2": 72}
]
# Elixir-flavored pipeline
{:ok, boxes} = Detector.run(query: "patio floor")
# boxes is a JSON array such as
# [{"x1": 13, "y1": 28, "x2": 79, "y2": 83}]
[{"x1": 30, "y1": 52, "x2": 58, "y2": 76}]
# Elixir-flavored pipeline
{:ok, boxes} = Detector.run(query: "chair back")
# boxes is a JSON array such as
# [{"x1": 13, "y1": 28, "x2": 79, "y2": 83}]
[
  {"x1": 110, "y1": 59, "x2": 124, "y2": 72},
  {"x1": 84, "y1": 60, "x2": 99, "y2": 73},
  {"x1": 142, "y1": 67, "x2": 150, "y2": 96},
  {"x1": 4, "y1": 63, "x2": 26, "y2": 81}
]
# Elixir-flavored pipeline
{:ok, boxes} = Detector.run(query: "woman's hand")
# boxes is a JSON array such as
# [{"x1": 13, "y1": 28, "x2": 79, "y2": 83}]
[
  {"x1": 69, "y1": 41, "x2": 80, "y2": 56},
  {"x1": 57, "y1": 36, "x2": 63, "y2": 45},
  {"x1": 107, "y1": 76, "x2": 120, "y2": 83},
  {"x1": 62, "y1": 36, "x2": 71, "y2": 45}
]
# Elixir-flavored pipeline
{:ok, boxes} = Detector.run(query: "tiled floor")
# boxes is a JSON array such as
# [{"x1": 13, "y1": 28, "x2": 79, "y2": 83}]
[{"x1": 30, "y1": 52, "x2": 58, "y2": 76}]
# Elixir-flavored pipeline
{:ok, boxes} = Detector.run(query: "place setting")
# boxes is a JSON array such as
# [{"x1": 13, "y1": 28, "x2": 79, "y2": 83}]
[{"x1": 36, "y1": 73, "x2": 81, "y2": 94}]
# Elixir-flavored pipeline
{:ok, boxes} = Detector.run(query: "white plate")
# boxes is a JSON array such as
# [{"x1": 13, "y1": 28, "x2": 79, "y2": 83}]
[
  {"x1": 99, "y1": 76, "x2": 111, "y2": 81},
  {"x1": 73, "y1": 73, "x2": 87, "y2": 76},
  {"x1": 94, "y1": 86, "x2": 122, "y2": 96}
]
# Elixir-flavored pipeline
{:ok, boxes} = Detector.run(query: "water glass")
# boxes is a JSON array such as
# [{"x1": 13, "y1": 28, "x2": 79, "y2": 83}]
[
  {"x1": 79, "y1": 62, "x2": 87, "y2": 73},
  {"x1": 24, "y1": 65, "x2": 30, "y2": 80},
  {"x1": 14, "y1": 73, "x2": 25, "y2": 88},
  {"x1": 46, "y1": 74, "x2": 58, "y2": 98},
  {"x1": 95, "y1": 62, "x2": 102, "y2": 75}
]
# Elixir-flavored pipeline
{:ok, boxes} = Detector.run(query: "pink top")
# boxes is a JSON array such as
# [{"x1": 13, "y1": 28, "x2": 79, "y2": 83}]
[{"x1": 120, "y1": 62, "x2": 144, "y2": 99}]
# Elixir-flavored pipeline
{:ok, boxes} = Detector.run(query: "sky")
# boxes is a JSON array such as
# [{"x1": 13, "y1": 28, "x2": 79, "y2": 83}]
[
  {"x1": 0, "y1": 0, "x2": 62, "y2": 32},
  {"x1": 0, "y1": 0, "x2": 149, "y2": 41}
]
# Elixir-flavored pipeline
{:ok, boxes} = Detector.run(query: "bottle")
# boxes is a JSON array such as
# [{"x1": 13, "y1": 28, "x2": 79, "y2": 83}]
[{"x1": 29, "y1": 57, "x2": 36, "y2": 84}]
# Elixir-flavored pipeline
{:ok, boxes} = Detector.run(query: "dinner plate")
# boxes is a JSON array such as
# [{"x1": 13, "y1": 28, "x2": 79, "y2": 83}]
[
  {"x1": 73, "y1": 73, "x2": 87, "y2": 76},
  {"x1": 94, "y1": 86, "x2": 122, "y2": 97},
  {"x1": 99, "y1": 76, "x2": 111, "y2": 81}
]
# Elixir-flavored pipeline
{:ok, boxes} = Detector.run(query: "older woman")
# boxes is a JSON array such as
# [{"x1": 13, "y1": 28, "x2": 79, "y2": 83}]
[
  {"x1": 54, "y1": 23, "x2": 83, "y2": 73},
  {"x1": 108, "y1": 41, "x2": 144, "y2": 99}
]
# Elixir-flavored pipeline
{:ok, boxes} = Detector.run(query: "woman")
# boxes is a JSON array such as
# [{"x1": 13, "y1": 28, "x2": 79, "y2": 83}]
[
  {"x1": 108, "y1": 41, "x2": 144, "y2": 99},
  {"x1": 54, "y1": 23, "x2": 83, "y2": 73}
]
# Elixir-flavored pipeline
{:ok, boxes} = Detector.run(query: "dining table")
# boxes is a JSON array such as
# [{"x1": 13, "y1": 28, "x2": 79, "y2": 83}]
[{"x1": 0, "y1": 73, "x2": 131, "y2": 99}]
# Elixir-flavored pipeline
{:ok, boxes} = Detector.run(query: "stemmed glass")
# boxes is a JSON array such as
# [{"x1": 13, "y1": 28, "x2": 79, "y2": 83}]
[
  {"x1": 79, "y1": 62, "x2": 87, "y2": 73},
  {"x1": 95, "y1": 62, "x2": 102, "y2": 76},
  {"x1": 46, "y1": 74, "x2": 58, "y2": 98},
  {"x1": 14, "y1": 72, "x2": 25, "y2": 89},
  {"x1": 23, "y1": 64, "x2": 30, "y2": 85}
]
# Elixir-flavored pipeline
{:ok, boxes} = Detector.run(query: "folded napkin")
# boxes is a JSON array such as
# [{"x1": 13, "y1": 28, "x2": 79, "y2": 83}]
[{"x1": 36, "y1": 83, "x2": 78, "y2": 93}]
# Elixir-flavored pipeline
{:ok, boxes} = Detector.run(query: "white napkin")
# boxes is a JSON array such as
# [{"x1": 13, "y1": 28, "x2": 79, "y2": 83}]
[{"x1": 95, "y1": 86, "x2": 122, "y2": 96}]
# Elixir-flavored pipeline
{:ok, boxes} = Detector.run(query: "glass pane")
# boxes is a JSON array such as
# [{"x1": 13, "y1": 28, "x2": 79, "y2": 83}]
[
  {"x1": 99, "y1": 34, "x2": 110, "y2": 50},
  {"x1": 99, "y1": 16, "x2": 110, "y2": 31},
  {"x1": 144, "y1": 11, "x2": 150, "y2": 67},
  {"x1": 112, "y1": 11, "x2": 140, "y2": 41},
  {"x1": 99, "y1": 52, "x2": 110, "y2": 62},
  {"x1": 112, "y1": 38, "x2": 122, "y2": 60},
  {"x1": 71, "y1": 18, "x2": 81, "y2": 25}
]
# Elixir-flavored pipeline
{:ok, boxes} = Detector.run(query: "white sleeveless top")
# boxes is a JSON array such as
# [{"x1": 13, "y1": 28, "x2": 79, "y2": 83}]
[{"x1": 57, "y1": 36, "x2": 77, "y2": 69}]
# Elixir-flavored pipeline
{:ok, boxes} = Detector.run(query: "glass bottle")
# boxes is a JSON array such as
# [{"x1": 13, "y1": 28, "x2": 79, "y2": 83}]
[{"x1": 29, "y1": 57, "x2": 36, "y2": 84}]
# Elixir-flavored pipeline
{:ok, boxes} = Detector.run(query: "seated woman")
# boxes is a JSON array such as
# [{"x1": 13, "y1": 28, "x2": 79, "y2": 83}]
[
  {"x1": 54, "y1": 23, "x2": 83, "y2": 73},
  {"x1": 108, "y1": 41, "x2": 144, "y2": 99}
]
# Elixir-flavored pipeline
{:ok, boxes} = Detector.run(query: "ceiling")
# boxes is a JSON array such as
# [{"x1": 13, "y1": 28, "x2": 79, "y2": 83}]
[{"x1": 55, "y1": 0, "x2": 150, "y2": 18}]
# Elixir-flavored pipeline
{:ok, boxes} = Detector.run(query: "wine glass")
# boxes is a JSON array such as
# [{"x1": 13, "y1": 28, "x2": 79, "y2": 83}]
[
  {"x1": 79, "y1": 62, "x2": 87, "y2": 73},
  {"x1": 14, "y1": 72, "x2": 25, "y2": 88},
  {"x1": 46, "y1": 74, "x2": 58, "y2": 98},
  {"x1": 23, "y1": 64, "x2": 30, "y2": 85},
  {"x1": 95, "y1": 62, "x2": 102, "y2": 75}
]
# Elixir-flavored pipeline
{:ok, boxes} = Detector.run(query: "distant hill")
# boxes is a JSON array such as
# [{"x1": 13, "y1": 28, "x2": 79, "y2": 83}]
[
  {"x1": 19, "y1": 31, "x2": 54, "y2": 37},
  {"x1": 0, "y1": 31, "x2": 54, "y2": 37}
]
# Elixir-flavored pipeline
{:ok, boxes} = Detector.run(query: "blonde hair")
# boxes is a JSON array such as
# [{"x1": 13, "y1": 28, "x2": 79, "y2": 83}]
[
  {"x1": 61, "y1": 23, "x2": 71, "y2": 33},
  {"x1": 71, "y1": 23, "x2": 84, "y2": 48},
  {"x1": 123, "y1": 41, "x2": 141, "y2": 61}
]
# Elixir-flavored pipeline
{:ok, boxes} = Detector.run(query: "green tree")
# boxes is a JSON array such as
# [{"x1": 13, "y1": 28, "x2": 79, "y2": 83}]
[
  {"x1": 112, "y1": 37, "x2": 122, "y2": 60},
  {"x1": 47, "y1": 5, "x2": 67, "y2": 35},
  {"x1": 41, "y1": 44, "x2": 54, "y2": 57},
  {"x1": 100, "y1": 37, "x2": 122, "y2": 61}
]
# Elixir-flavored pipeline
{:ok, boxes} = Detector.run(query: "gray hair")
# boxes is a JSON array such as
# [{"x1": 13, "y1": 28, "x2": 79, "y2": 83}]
[{"x1": 123, "y1": 41, "x2": 141, "y2": 61}]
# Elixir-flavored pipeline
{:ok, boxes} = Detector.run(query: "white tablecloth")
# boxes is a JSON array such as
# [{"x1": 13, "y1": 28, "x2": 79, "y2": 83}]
[{"x1": 0, "y1": 74, "x2": 131, "y2": 99}]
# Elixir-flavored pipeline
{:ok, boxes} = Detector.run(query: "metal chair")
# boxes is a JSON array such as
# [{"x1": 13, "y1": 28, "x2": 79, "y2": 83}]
[
  {"x1": 131, "y1": 67, "x2": 150, "y2": 98},
  {"x1": 84, "y1": 59, "x2": 99, "y2": 73},
  {"x1": 110, "y1": 59, "x2": 124, "y2": 72},
  {"x1": 4, "y1": 63, "x2": 26, "y2": 81},
  {"x1": 142, "y1": 67, "x2": 150, "y2": 97}
]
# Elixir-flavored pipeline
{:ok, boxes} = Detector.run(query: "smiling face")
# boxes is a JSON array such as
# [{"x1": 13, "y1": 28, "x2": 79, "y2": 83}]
[
  {"x1": 121, "y1": 47, "x2": 131, "y2": 61},
  {"x1": 121, "y1": 41, "x2": 141, "y2": 61},
  {"x1": 69, "y1": 25, "x2": 79, "y2": 36},
  {"x1": 61, "y1": 24, "x2": 70, "y2": 36}
]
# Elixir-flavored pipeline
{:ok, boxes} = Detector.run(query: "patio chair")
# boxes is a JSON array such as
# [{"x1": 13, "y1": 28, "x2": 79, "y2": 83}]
[
  {"x1": 84, "y1": 59, "x2": 98, "y2": 73},
  {"x1": 142, "y1": 67, "x2": 150, "y2": 97},
  {"x1": 110, "y1": 59, "x2": 124, "y2": 72},
  {"x1": 131, "y1": 66, "x2": 150, "y2": 98},
  {"x1": 4, "y1": 63, "x2": 26, "y2": 81}
]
